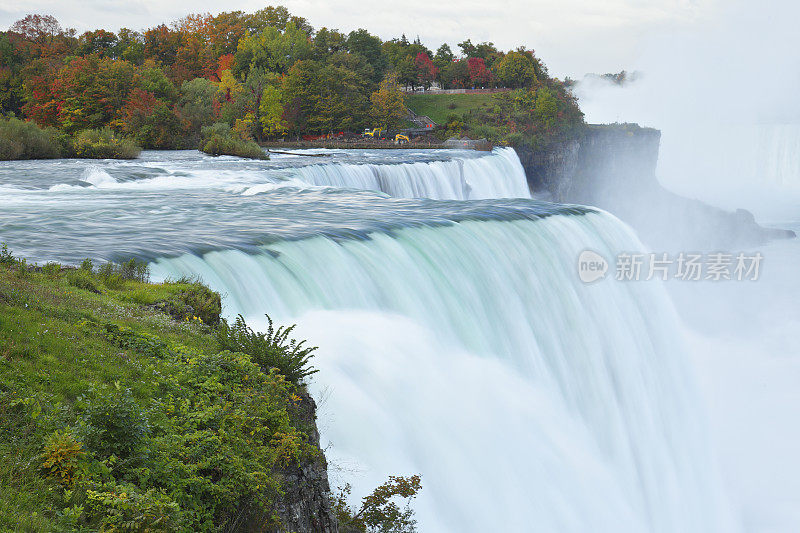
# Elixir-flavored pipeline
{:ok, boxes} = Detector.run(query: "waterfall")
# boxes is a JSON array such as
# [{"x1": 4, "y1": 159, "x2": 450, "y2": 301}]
[
  {"x1": 150, "y1": 210, "x2": 736, "y2": 532},
  {"x1": 288, "y1": 147, "x2": 530, "y2": 199},
  {"x1": 752, "y1": 124, "x2": 800, "y2": 188}
]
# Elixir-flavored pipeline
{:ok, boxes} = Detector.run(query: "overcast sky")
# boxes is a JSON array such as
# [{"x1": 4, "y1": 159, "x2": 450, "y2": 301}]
[{"x1": 0, "y1": 0, "x2": 719, "y2": 77}]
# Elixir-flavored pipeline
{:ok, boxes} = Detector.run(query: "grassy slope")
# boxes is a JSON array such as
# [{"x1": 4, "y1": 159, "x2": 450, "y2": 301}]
[
  {"x1": 0, "y1": 260, "x2": 314, "y2": 531},
  {"x1": 406, "y1": 93, "x2": 496, "y2": 125}
]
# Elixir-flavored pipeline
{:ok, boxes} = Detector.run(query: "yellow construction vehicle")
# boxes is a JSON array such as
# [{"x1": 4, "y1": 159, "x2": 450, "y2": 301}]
[
  {"x1": 363, "y1": 127, "x2": 383, "y2": 138},
  {"x1": 395, "y1": 134, "x2": 410, "y2": 144}
]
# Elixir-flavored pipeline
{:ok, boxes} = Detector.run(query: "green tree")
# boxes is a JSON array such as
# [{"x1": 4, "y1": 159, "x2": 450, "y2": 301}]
[
  {"x1": 177, "y1": 77, "x2": 218, "y2": 136},
  {"x1": 493, "y1": 50, "x2": 537, "y2": 88},
  {"x1": 369, "y1": 73, "x2": 406, "y2": 130},
  {"x1": 534, "y1": 87, "x2": 560, "y2": 130},
  {"x1": 259, "y1": 85, "x2": 286, "y2": 138}
]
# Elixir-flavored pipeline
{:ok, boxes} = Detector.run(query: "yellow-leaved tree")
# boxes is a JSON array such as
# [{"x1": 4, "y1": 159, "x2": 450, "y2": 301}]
[{"x1": 369, "y1": 73, "x2": 407, "y2": 130}]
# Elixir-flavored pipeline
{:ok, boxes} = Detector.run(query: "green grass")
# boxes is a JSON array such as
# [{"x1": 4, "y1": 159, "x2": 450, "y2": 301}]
[
  {"x1": 0, "y1": 255, "x2": 316, "y2": 531},
  {"x1": 406, "y1": 93, "x2": 497, "y2": 125}
]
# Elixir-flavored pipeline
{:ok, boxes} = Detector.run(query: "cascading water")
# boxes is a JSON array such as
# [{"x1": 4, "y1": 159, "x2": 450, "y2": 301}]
[
  {"x1": 150, "y1": 211, "x2": 736, "y2": 532},
  {"x1": 0, "y1": 147, "x2": 737, "y2": 531},
  {"x1": 289, "y1": 147, "x2": 530, "y2": 199}
]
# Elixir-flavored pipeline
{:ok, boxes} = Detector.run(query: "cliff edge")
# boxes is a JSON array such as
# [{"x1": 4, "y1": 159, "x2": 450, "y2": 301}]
[{"x1": 516, "y1": 124, "x2": 795, "y2": 249}]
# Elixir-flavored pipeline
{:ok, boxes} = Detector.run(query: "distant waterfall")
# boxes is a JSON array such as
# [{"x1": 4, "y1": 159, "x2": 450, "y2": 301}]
[
  {"x1": 752, "y1": 124, "x2": 800, "y2": 188},
  {"x1": 151, "y1": 211, "x2": 736, "y2": 532},
  {"x1": 290, "y1": 147, "x2": 530, "y2": 199}
]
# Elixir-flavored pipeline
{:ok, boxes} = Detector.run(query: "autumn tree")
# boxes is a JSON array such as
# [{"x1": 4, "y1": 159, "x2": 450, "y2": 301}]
[
  {"x1": 413, "y1": 52, "x2": 438, "y2": 89},
  {"x1": 9, "y1": 15, "x2": 71, "y2": 57},
  {"x1": 440, "y1": 59, "x2": 470, "y2": 89},
  {"x1": 493, "y1": 50, "x2": 537, "y2": 88},
  {"x1": 259, "y1": 85, "x2": 287, "y2": 138},
  {"x1": 467, "y1": 57, "x2": 493, "y2": 87},
  {"x1": 369, "y1": 73, "x2": 406, "y2": 130}
]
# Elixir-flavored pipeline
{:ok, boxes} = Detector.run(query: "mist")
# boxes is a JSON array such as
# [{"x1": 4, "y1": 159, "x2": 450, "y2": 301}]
[
  {"x1": 575, "y1": 3, "x2": 800, "y2": 531},
  {"x1": 575, "y1": 0, "x2": 800, "y2": 222}
]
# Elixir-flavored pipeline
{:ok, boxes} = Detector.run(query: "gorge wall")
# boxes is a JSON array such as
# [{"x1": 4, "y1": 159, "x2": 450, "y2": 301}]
[{"x1": 516, "y1": 124, "x2": 795, "y2": 249}]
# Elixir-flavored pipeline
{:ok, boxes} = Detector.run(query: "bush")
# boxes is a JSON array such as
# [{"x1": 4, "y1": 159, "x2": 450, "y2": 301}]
[
  {"x1": 0, "y1": 243, "x2": 14, "y2": 266},
  {"x1": 42, "y1": 262, "x2": 61, "y2": 277},
  {"x1": 71, "y1": 128, "x2": 141, "y2": 159},
  {"x1": 160, "y1": 280, "x2": 222, "y2": 326},
  {"x1": 216, "y1": 315, "x2": 318, "y2": 384},
  {"x1": 0, "y1": 117, "x2": 63, "y2": 160},
  {"x1": 81, "y1": 480, "x2": 181, "y2": 532},
  {"x1": 80, "y1": 388, "x2": 149, "y2": 460},
  {"x1": 67, "y1": 270, "x2": 101, "y2": 294},
  {"x1": 40, "y1": 430, "x2": 86, "y2": 487},
  {"x1": 199, "y1": 122, "x2": 267, "y2": 160},
  {"x1": 97, "y1": 259, "x2": 150, "y2": 284},
  {"x1": 333, "y1": 475, "x2": 422, "y2": 533}
]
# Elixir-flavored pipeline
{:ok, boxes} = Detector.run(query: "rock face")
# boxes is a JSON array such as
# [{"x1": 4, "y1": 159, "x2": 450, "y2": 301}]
[
  {"x1": 273, "y1": 391, "x2": 338, "y2": 533},
  {"x1": 516, "y1": 124, "x2": 795, "y2": 249}
]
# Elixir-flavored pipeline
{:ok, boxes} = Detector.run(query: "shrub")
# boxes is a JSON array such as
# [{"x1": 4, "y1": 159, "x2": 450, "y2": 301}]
[
  {"x1": 215, "y1": 315, "x2": 318, "y2": 384},
  {"x1": 0, "y1": 243, "x2": 14, "y2": 266},
  {"x1": 332, "y1": 475, "x2": 422, "y2": 533},
  {"x1": 161, "y1": 281, "x2": 222, "y2": 326},
  {"x1": 200, "y1": 122, "x2": 267, "y2": 160},
  {"x1": 67, "y1": 270, "x2": 101, "y2": 294},
  {"x1": 82, "y1": 480, "x2": 180, "y2": 532},
  {"x1": 80, "y1": 389, "x2": 149, "y2": 460},
  {"x1": 80, "y1": 258, "x2": 94, "y2": 272},
  {"x1": 71, "y1": 128, "x2": 141, "y2": 159},
  {"x1": 40, "y1": 430, "x2": 86, "y2": 487},
  {"x1": 0, "y1": 117, "x2": 63, "y2": 160},
  {"x1": 97, "y1": 259, "x2": 149, "y2": 284},
  {"x1": 42, "y1": 262, "x2": 61, "y2": 276}
]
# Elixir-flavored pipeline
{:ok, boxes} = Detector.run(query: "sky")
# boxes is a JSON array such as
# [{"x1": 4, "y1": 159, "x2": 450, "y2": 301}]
[{"x1": 0, "y1": 0, "x2": 718, "y2": 78}]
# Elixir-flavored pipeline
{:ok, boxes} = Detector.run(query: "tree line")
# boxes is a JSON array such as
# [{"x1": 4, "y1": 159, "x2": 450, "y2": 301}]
[{"x1": 0, "y1": 8, "x2": 583, "y2": 148}]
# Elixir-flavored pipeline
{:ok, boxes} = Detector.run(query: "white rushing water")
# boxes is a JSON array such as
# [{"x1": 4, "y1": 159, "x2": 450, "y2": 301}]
[
  {"x1": 151, "y1": 211, "x2": 736, "y2": 532},
  {"x1": 0, "y1": 147, "x2": 529, "y2": 202},
  {"x1": 289, "y1": 147, "x2": 530, "y2": 200}
]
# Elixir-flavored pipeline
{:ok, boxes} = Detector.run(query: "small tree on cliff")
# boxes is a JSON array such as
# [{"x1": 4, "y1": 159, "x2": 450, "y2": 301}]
[{"x1": 369, "y1": 73, "x2": 406, "y2": 130}]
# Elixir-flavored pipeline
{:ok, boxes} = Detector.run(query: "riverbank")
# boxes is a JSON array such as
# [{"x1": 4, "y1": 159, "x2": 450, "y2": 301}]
[{"x1": 0, "y1": 251, "x2": 335, "y2": 531}]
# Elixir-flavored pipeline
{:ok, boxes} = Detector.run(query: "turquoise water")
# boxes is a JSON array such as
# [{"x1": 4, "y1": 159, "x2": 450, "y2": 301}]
[{"x1": 0, "y1": 148, "x2": 738, "y2": 532}]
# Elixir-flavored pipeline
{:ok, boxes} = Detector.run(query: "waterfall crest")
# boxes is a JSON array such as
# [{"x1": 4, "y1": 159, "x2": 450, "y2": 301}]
[
  {"x1": 289, "y1": 147, "x2": 530, "y2": 199},
  {"x1": 151, "y1": 211, "x2": 736, "y2": 532}
]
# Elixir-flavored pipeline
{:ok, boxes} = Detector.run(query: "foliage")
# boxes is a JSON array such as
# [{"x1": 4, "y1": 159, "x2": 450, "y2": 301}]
[
  {"x1": 80, "y1": 387, "x2": 150, "y2": 460},
  {"x1": 72, "y1": 128, "x2": 141, "y2": 159},
  {"x1": 0, "y1": 243, "x2": 14, "y2": 265},
  {"x1": 458, "y1": 85, "x2": 584, "y2": 147},
  {"x1": 333, "y1": 475, "x2": 422, "y2": 533},
  {"x1": 158, "y1": 279, "x2": 222, "y2": 326},
  {"x1": 40, "y1": 430, "x2": 86, "y2": 487},
  {"x1": 81, "y1": 480, "x2": 181, "y2": 532},
  {"x1": 0, "y1": 256, "x2": 323, "y2": 530},
  {"x1": 0, "y1": 117, "x2": 63, "y2": 160},
  {"x1": 259, "y1": 85, "x2": 287, "y2": 138},
  {"x1": 493, "y1": 50, "x2": 538, "y2": 88},
  {"x1": 216, "y1": 314, "x2": 318, "y2": 384},
  {"x1": 4, "y1": 9, "x2": 581, "y2": 148},
  {"x1": 369, "y1": 73, "x2": 407, "y2": 130},
  {"x1": 199, "y1": 122, "x2": 267, "y2": 159},
  {"x1": 96, "y1": 258, "x2": 150, "y2": 284}
]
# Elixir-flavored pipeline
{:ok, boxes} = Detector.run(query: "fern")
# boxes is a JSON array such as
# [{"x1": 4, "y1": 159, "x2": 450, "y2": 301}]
[{"x1": 216, "y1": 314, "x2": 318, "y2": 384}]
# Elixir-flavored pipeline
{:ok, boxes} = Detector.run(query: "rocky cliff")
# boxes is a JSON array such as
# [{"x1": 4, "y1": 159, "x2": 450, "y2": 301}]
[
  {"x1": 516, "y1": 124, "x2": 795, "y2": 249},
  {"x1": 273, "y1": 391, "x2": 338, "y2": 533}
]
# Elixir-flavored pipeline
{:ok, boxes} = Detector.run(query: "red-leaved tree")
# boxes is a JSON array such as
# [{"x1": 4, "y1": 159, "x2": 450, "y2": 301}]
[{"x1": 413, "y1": 52, "x2": 438, "y2": 89}]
